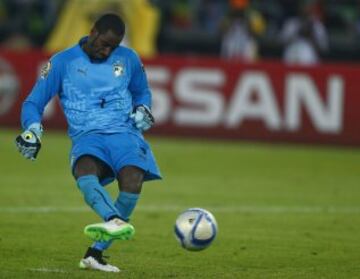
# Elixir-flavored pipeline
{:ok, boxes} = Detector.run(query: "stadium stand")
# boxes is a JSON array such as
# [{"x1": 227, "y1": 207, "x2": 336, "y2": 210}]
[{"x1": 1, "y1": 0, "x2": 360, "y2": 61}]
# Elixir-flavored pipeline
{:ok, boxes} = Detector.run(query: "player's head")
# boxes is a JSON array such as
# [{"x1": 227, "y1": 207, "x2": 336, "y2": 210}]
[{"x1": 86, "y1": 13, "x2": 125, "y2": 60}]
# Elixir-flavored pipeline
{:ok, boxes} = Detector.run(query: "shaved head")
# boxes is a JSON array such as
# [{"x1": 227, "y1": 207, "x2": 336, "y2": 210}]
[{"x1": 94, "y1": 13, "x2": 125, "y2": 37}]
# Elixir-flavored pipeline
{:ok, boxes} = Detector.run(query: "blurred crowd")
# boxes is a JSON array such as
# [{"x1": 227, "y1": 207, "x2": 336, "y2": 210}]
[
  {"x1": 0, "y1": 0, "x2": 64, "y2": 49},
  {"x1": 156, "y1": 0, "x2": 360, "y2": 64},
  {"x1": 1, "y1": 0, "x2": 360, "y2": 64}
]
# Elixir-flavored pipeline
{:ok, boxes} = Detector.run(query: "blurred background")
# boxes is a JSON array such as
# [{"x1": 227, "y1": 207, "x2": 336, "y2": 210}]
[
  {"x1": 0, "y1": 0, "x2": 360, "y2": 146},
  {"x1": 1, "y1": 1, "x2": 360, "y2": 277},
  {"x1": 1, "y1": 0, "x2": 360, "y2": 62}
]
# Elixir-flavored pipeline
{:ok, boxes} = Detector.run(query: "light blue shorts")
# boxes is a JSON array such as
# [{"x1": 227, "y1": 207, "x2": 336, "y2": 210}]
[{"x1": 70, "y1": 132, "x2": 162, "y2": 185}]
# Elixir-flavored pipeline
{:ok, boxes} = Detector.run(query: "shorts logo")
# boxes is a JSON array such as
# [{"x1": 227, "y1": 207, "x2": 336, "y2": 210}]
[
  {"x1": 113, "y1": 62, "x2": 124, "y2": 77},
  {"x1": 138, "y1": 147, "x2": 147, "y2": 160},
  {"x1": 40, "y1": 61, "x2": 51, "y2": 79}
]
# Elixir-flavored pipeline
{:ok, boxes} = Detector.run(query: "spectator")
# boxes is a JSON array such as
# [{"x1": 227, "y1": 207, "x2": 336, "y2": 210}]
[
  {"x1": 220, "y1": 0, "x2": 258, "y2": 62},
  {"x1": 0, "y1": 0, "x2": 63, "y2": 48},
  {"x1": 196, "y1": 0, "x2": 227, "y2": 35},
  {"x1": 280, "y1": 1, "x2": 329, "y2": 65}
]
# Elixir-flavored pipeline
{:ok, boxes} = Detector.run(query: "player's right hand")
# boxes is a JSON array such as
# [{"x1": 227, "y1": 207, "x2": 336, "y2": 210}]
[{"x1": 15, "y1": 124, "x2": 43, "y2": 161}]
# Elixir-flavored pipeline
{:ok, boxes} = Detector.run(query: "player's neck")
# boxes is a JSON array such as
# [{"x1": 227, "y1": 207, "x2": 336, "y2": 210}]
[{"x1": 81, "y1": 43, "x2": 91, "y2": 57}]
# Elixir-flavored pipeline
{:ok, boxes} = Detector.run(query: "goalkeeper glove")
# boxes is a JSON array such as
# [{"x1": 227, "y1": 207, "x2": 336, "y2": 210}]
[
  {"x1": 130, "y1": 105, "x2": 154, "y2": 132},
  {"x1": 15, "y1": 123, "x2": 43, "y2": 161}
]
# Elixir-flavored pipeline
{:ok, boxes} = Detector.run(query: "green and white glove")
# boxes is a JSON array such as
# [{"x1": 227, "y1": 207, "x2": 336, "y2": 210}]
[{"x1": 15, "y1": 123, "x2": 43, "y2": 161}]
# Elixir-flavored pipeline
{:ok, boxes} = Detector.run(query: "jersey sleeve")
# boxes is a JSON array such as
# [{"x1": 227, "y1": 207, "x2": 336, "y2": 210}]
[
  {"x1": 21, "y1": 54, "x2": 63, "y2": 130},
  {"x1": 128, "y1": 51, "x2": 151, "y2": 108}
]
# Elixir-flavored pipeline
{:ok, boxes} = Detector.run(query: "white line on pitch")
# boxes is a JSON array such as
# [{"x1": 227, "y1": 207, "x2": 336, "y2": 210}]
[
  {"x1": 0, "y1": 205, "x2": 360, "y2": 214},
  {"x1": 29, "y1": 268, "x2": 68, "y2": 273}
]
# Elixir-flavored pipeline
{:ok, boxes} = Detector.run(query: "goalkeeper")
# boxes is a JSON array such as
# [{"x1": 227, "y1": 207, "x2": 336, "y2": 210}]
[{"x1": 15, "y1": 13, "x2": 161, "y2": 273}]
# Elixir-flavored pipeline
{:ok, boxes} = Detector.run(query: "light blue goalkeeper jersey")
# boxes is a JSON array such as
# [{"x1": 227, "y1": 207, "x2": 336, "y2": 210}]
[{"x1": 21, "y1": 37, "x2": 151, "y2": 140}]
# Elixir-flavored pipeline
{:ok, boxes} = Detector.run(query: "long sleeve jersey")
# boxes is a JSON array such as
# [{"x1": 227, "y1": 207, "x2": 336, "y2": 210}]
[{"x1": 21, "y1": 37, "x2": 151, "y2": 140}]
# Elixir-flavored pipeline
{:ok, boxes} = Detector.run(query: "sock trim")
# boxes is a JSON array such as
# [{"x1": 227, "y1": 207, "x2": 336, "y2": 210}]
[{"x1": 77, "y1": 174, "x2": 99, "y2": 183}]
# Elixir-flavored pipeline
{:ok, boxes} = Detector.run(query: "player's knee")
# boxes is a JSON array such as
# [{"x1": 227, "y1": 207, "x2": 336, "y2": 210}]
[
  {"x1": 121, "y1": 182, "x2": 142, "y2": 194},
  {"x1": 120, "y1": 178, "x2": 143, "y2": 193},
  {"x1": 117, "y1": 166, "x2": 144, "y2": 194},
  {"x1": 73, "y1": 156, "x2": 99, "y2": 179}
]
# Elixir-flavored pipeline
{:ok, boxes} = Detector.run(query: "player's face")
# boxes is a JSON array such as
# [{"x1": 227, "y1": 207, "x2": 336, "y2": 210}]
[{"x1": 87, "y1": 29, "x2": 122, "y2": 60}]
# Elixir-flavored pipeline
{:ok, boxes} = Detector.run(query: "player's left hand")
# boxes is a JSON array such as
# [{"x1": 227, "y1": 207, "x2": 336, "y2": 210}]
[{"x1": 130, "y1": 105, "x2": 154, "y2": 132}]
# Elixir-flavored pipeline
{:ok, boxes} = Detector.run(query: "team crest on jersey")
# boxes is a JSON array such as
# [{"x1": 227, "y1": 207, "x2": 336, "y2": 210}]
[
  {"x1": 113, "y1": 62, "x2": 124, "y2": 77},
  {"x1": 40, "y1": 61, "x2": 51, "y2": 79}
]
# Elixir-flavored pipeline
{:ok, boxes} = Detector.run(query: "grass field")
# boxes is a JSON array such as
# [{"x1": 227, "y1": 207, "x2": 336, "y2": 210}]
[{"x1": 0, "y1": 129, "x2": 360, "y2": 278}]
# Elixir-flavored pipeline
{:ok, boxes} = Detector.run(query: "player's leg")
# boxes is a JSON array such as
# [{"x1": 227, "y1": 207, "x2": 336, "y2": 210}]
[
  {"x1": 91, "y1": 132, "x2": 161, "y2": 252},
  {"x1": 110, "y1": 132, "x2": 161, "y2": 223},
  {"x1": 91, "y1": 166, "x2": 144, "y2": 251},
  {"x1": 74, "y1": 155, "x2": 120, "y2": 221},
  {"x1": 75, "y1": 155, "x2": 135, "y2": 242},
  {"x1": 75, "y1": 156, "x2": 133, "y2": 272},
  {"x1": 71, "y1": 132, "x2": 135, "y2": 242},
  {"x1": 115, "y1": 165, "x2": 144, "y2": 219},
  {"x1": 74, "y1": 155, "x2": 122, "y2": 272}
]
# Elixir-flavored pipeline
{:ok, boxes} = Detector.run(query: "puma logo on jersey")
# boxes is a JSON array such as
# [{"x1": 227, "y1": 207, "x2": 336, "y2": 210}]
[{"x1": 77, "y1": 68, "x2": 87, "y2": 76}]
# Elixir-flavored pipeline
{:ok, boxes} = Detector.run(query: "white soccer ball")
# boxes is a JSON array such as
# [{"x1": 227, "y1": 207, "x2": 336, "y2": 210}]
[{"x1": 174, "y1": 208, "x2": 218, "y2": 251}]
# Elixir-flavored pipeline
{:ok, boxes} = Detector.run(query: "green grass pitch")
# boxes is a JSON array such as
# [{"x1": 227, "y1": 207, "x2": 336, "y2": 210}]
[{"x1": 1, "y1": 129, "x2": 360, "y2": 278}]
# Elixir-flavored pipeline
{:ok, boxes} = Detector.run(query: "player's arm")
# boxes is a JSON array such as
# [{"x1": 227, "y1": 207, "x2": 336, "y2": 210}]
[
  {"x1": 16, "y1": 56, "x2": 62, "y2": 160},
  {"x1": 128, "y1": 51, "x2": 154, "y2": 132}
]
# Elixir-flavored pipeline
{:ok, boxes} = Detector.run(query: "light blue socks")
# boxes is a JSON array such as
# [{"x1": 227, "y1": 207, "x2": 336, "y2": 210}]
[
  {"x1": 114, "y1": 192, "x2": 140, "y2": 222},
  {"x1": 76, "y1": 175, "x2": 120, "y2": 221},
  {"x1": 92, "y1": 192, "x2": 140, "y2": 251}
]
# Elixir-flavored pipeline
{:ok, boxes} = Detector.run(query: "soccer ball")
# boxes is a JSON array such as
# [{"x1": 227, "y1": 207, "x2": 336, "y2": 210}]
[{"x1": 174, "y1": 208, "x2": 218, "y2": 251}]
